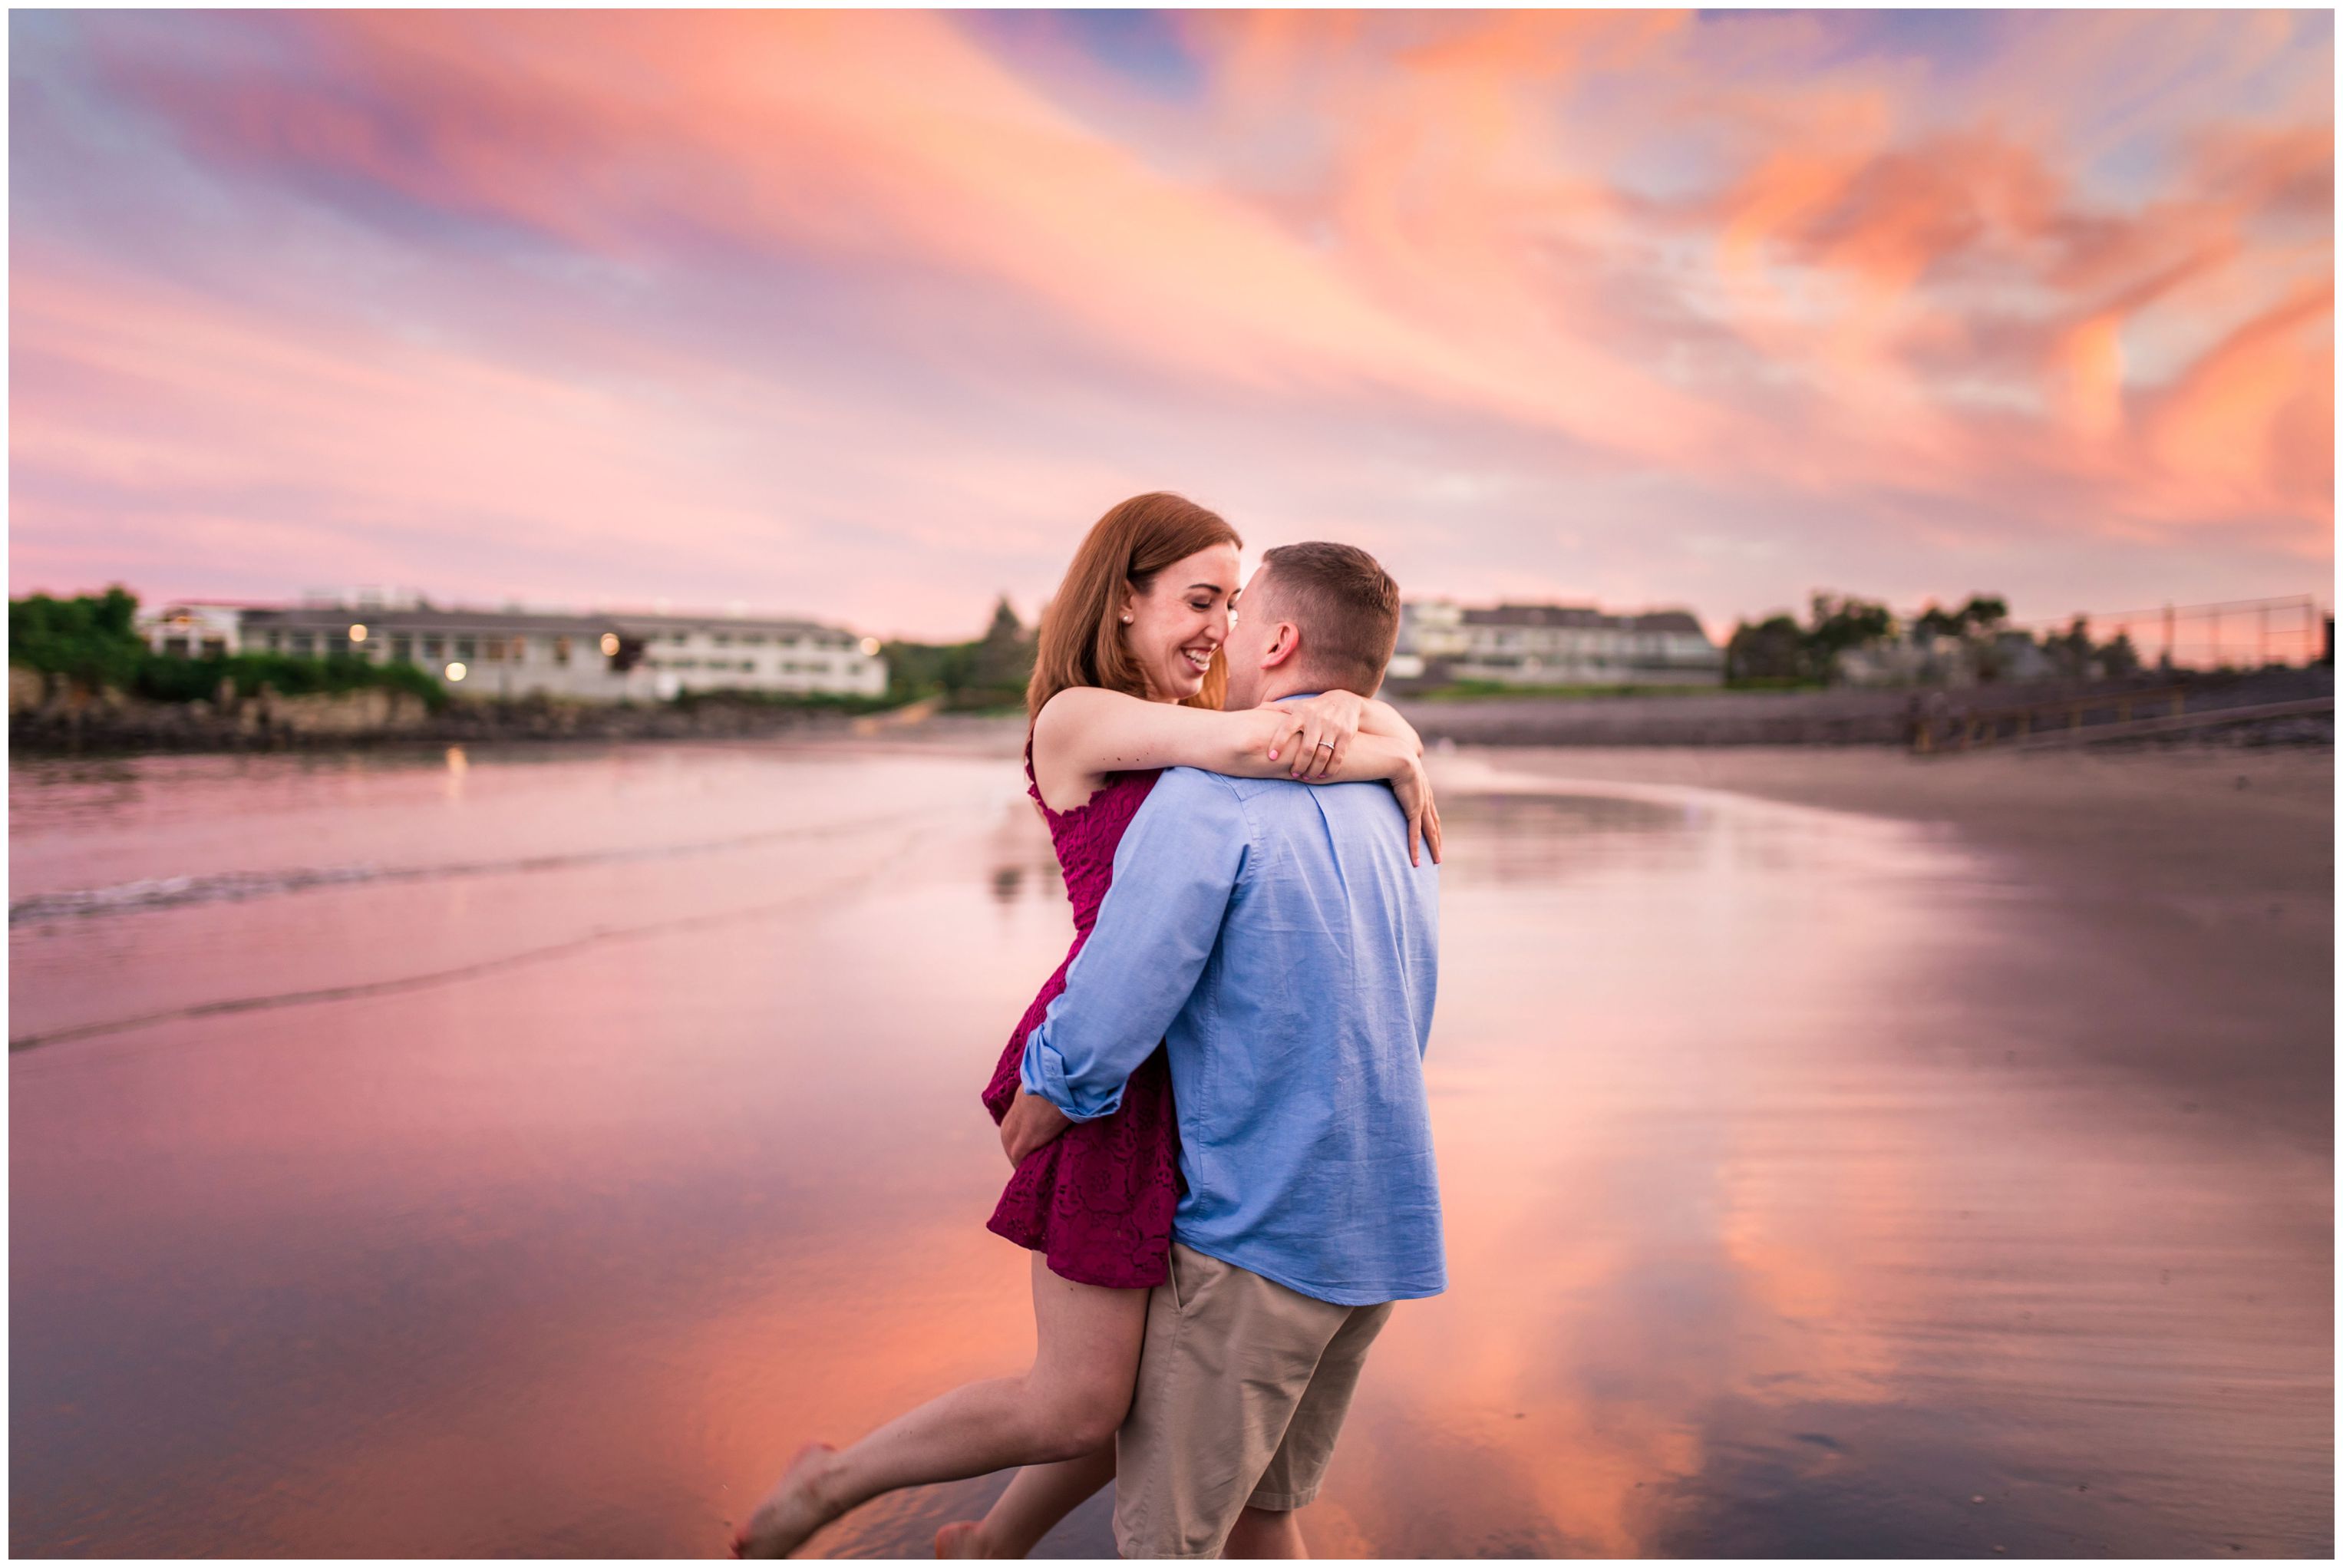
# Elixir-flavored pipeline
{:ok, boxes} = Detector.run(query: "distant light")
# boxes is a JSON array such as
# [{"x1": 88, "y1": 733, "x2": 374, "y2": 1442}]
[
  {"x1": 348, "y1": 623, "x2": 368, "y2": 642},
  {"x1": 859, "y1": 636, "x2": 881, "y2": 656},
  {"x1": 445, "y1": 662, "x2": 467, "y2": 682},
  {"x1": 599, "y1": 632, "x2": 620, "y2": 656}
]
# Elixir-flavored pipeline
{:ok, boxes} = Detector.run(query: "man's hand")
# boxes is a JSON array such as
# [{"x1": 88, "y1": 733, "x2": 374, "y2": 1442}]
[{"x1": 1001, "y1": 1089, "x2": 1075, "y2": 1167}]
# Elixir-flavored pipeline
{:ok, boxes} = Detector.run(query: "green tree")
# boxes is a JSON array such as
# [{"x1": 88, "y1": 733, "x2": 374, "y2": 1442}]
[
  {"x1": 882, "y1": 597, "x2": 1035, "y2": 711},
  {"x1": 2045, "y1": 616, "x2": 2096, "y2": 680},
  {"x1": 1914, "y1": 595, "x2": 2008, "y2": 642},
  {"x1": 9, "y1": 586, "x2": 446, "y2": 711},
  {"x1": 1804, "y1": 592, "x2": 1896, "y2": 680},
  {"x1": 964, "y1": 596, "x2": 1035, "y2": 704},
  {"x1": 1724, "y1": 614, "x2": 1810, "y2": 683},
  {"x1": 10, "y1": 585, "x2": 147, "y2": 689},
  {"x1": 1954, "y1": 594, "x2": 2008, "y2": 633}
]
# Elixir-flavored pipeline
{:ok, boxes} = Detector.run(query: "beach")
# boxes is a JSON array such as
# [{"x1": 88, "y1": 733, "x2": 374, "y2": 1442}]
[
  {"x1": 1446, "y1": 741, "x2": 2334, "y2": 1145},
  {"x1": 9, "y1": 731, "x2": 2331, "y2": 1556}
]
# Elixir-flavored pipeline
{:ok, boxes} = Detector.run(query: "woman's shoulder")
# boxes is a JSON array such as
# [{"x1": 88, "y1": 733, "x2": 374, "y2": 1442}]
[
  {"x1": 1033, "y1": 682, "x2": 1131, "y2": 730},
  {"x1": 1031, "y1": 683, "x2": 1155, "y2": 761}
]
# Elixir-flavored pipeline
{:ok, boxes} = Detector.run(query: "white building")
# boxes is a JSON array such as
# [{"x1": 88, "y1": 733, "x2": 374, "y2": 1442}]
[
  {"x1": 223, "y1": 597, "x2": 887, "y2": 703},
  {"x1": 614, "y1": 612, "x2": 887, "y2": 701},
  {"x1": 1393, "y1": 600, "x2": 1724, "y2": 686},
  {"x1": 1833, "y1": 627, "x2": 2054, "y2": 688},
  {"x1": 136, "y1": 601, "x2": 252, "y2": 659}
]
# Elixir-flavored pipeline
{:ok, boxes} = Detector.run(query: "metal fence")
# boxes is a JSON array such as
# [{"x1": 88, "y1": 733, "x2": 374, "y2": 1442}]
[{"x1": 2007, "y1": 595, "x2": 2328, "y2": 672}]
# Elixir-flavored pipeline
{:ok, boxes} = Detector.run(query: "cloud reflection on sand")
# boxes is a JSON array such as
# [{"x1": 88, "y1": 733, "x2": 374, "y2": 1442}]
[{"x1": 8, "y1": 744, "x2": 2330, "y2": 1556}]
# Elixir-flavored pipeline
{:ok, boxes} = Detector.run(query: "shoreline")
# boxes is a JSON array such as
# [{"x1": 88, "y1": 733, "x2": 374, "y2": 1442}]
[
  {"x1": 19, "y1": 724, "x2": 2324, "y2": 1151},
  {"x1": 12, "y1": 664, "x2": 2328, "y2": 758}
]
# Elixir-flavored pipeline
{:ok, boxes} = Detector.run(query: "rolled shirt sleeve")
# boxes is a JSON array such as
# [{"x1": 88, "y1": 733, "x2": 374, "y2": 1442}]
[{"x1": 1019, "y1": 768, "x2": 1251, "y2": 1121}]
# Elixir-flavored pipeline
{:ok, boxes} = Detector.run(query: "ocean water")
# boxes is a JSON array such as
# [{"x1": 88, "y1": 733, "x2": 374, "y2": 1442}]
[{"x1": 9, "y1": 740, "x2": 2330, "y2": 1556}]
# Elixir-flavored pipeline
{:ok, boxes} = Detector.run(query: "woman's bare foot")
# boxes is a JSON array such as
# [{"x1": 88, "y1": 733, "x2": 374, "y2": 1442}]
[
  {"x1": 731, "y1": 1442, "x2": 840, "y2": 1559},
  {"x1": 933, "y1": 1520, "x2": 993, "y2": 1558}
]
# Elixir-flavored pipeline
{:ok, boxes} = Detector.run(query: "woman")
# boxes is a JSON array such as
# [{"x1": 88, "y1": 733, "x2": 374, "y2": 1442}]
[{"x1": 731, "y1": 493, "x2": 1439, "y2": 1559}]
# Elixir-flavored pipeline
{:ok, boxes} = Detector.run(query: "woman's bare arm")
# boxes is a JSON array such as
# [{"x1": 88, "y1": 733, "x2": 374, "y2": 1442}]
[
  {"x1": 1032, "y1": 688, "x2": 1442, "y2": 863},
  {"x1": 1357, "y1": 698, "x2": 1424, "y2": 755},
  {"x1": 1032, "y1": 688, "x2": 1408, "y2": 804}
]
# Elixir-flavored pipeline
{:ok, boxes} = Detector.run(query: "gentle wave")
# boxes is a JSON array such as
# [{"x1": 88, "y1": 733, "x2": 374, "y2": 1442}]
[
  {"x1": 8, "y1": 808, "x2": 931, "y2": 926},
  {"x1": 9, "y1": 820, "x2": 952, "y2": 1055}
]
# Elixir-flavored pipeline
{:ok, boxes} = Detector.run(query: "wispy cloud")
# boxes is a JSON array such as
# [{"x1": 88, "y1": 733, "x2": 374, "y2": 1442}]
[{"x1": 11, "y1": 9, "x2": 2330, "y2": 637}]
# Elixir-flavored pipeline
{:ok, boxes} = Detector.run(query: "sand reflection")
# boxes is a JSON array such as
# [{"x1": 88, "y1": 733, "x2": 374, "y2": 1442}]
[{"x1": 9, "y1": 744, "x2": 2330, "y2": 1557}]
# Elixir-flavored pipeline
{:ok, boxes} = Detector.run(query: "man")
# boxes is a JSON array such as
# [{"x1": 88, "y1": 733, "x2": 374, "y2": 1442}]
[{"x1": 1000, "y1": 541, "x2": 1444, "y2": 1559}]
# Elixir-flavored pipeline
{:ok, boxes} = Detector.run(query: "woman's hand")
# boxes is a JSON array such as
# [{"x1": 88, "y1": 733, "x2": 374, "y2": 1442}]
[
  {"x1": 1390, "y1": 756, "x2": 1444, "y2": 867},
  {"x1": 1267, "y1": 690, "x2": 1369, "y2": 780}
]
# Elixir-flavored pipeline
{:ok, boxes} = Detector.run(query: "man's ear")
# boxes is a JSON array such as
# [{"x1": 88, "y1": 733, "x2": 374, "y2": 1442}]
[{"x1": 1259, "y1": 620, "x2": 1302, "y2": 669}]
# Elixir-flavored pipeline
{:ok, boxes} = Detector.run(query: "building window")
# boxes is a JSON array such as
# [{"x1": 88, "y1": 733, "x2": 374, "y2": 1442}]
[
  {"x1": 712, "y1": 632, "x2": 731, "y2": 646},
  {"x1": 744, "y1": 634, "x2": 765, "y2": 645},
  {"x1": 202, "y1": 638, "x2": 227, "y2": 659},
  {"x1": 164, "y1": 636, "x2": 192, "y2": 657},
  {"x1": 672, "y1": 632, "x2": 688, "y2": 645},
  {"x1": 553, "y1": 635, "x2": 572, "y2": 665},
  {"x1": 456, "y1": 637, "x2": 477, "y2": 661},
  {"x1": 266, "y1": 629, "x2": 285, "y2": 652},
  {"x1": 291, "y1": 632, "x2": 317, "y2": 655},
  {"x1": 509, "y1": 637, "x2": 526, "y2": 664},
  {"x1": 423, "y1": 635, "x2": 445, "y2": 659}
]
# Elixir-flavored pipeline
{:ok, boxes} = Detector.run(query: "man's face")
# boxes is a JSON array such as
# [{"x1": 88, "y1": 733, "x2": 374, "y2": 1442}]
[{"x1": 1220, "y1": 565, "x2": 1280, "y2": 710}]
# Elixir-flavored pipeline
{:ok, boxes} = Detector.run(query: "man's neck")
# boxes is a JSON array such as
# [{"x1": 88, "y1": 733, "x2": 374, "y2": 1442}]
[{"x1": 1261, "y1": 680, "x2": 1320, "y2": 705}]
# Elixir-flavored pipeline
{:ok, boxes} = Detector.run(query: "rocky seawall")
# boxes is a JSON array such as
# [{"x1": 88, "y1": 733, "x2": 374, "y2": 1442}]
[
  {"x1": 7, "y1": 668, "x2": 872, "y2": 752},
  {"x1": 1394, "y1": 666, "x2": 2333, "y2": 748},
  {"x1": 11, "y1": 665, "x2": 2331, "y2": 755}
]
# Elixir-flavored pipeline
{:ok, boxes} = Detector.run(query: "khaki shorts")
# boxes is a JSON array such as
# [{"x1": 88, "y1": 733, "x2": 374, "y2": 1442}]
[{"x1": 1113, "y1": 1243, "x2": 1394, "y2": 1560}]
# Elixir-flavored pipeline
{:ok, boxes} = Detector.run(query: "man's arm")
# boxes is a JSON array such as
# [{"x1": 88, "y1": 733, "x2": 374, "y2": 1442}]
[{"x1": 1013, "y1": 769, "x2": 1251, "y2": 1138}]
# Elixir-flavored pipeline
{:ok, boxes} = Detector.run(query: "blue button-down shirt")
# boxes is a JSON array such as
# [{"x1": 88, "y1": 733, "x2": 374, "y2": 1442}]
[{"x1": 1019, "y1": 751, "x2": 1445, "y2": 1306}]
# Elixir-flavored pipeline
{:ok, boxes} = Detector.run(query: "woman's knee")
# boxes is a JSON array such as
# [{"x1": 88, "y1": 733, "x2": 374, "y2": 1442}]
[
  {"x1": 1064, "y1": 1381, "x2": 1132, "y2": 1453},
  {"x1": 1021, "y1": 1372, "x2": 1132, "y2": 1458}
]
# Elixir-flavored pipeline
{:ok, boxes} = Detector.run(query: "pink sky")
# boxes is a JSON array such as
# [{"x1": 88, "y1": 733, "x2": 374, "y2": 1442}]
[{"x1": 9, "y1": 9, "x2": 2332, "y2": 642}]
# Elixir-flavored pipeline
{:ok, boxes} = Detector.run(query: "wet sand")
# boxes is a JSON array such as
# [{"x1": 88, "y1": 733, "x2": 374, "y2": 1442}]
[
  {"x1": 813, "y1": 718, "x2": 2334, "y2": 1144},
  {"x1": 9, "y1": 735, "x2": 2331, "y2": 1556},
  {"x1": 1452, "y1": 743, "x2": 2333, "y2": 1147}
]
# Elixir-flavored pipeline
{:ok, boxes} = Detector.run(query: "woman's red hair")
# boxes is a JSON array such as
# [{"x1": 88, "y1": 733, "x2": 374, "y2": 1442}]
[{"x1": 1026, "y1": 493, "x2": 1243, "y2": 718}]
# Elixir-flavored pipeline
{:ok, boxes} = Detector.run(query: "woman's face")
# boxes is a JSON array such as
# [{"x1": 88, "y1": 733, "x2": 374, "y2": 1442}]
[{"x1": 1123, "y1": 542, "x2": 1242, "y2": 703}]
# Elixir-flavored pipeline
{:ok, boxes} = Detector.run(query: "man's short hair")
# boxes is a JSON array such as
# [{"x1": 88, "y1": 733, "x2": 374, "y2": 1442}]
[{"x1": 1256, "y1": 542, "x2": 1402, "y2": 697}]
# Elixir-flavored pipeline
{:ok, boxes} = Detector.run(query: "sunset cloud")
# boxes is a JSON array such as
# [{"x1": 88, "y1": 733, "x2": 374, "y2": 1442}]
[{"x1": 10, "y1": 9, "x2": 2330, "y2": 639}]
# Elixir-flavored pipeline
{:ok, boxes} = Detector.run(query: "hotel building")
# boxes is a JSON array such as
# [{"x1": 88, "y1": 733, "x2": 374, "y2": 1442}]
[
  {"x1": 1391, "y1": 600, "x2": 1724, "y2": 686},
  {"x1": 144, "y1": 589, "x2": 886, "y2": 702}
]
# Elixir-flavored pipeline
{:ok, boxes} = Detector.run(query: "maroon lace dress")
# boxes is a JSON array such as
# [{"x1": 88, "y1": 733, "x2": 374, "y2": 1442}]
[{"x1": 980, "y1": 737, "x2": 1182, "y2": 1289}]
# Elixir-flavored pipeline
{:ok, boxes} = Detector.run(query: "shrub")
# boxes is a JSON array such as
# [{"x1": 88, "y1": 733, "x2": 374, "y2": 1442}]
[
  {"x1": 10, "y1": 586, "x2": 146, "y2": 690},
  {"x1": 11, "y1": 587, "x2": 448, "y2": 712}
]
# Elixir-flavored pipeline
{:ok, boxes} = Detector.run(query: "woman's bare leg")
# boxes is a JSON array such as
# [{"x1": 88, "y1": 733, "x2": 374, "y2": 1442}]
[
  {"x1": 935, "y1": 1448, "x2": 1116, "y2": 1558},
  {"x1": 731, "y1": 1259, "x2": 1145, "y2": 1558}
]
